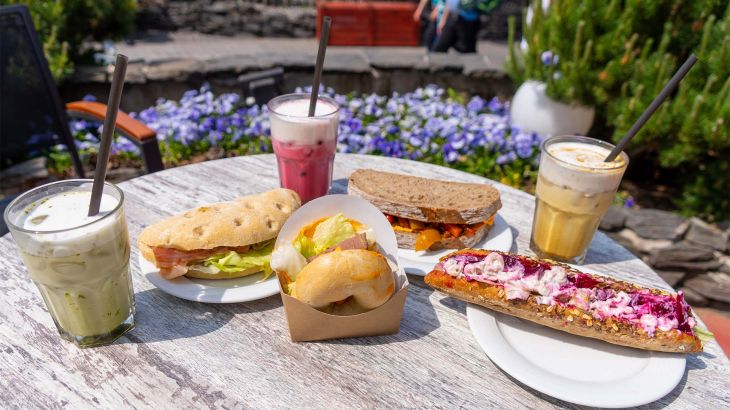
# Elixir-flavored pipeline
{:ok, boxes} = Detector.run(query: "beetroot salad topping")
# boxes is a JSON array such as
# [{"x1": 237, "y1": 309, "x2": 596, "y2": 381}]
[{"x1": 439, "y1": 252, "x2": 696, "y2": 336}]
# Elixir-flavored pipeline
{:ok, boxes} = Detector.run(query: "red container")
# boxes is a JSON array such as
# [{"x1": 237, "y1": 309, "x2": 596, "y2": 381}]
[
  {"x1": 317, "y1": 1, "x2": 421, "y2": 47},
  {"x1": 317, "y1": 2, "x2": 374, "y2": 46},
  {"x1": 372, "y1": 2, "x2": 420, "y2": 46}
]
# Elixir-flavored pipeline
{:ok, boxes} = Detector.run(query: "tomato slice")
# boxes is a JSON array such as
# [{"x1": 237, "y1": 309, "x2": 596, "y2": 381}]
[
  {"x1": 442, "y1": 223, "x2": 463, "y2": 238},
  {"x1": 415, "y1": 228, "x2": 442, "y2": 251}
]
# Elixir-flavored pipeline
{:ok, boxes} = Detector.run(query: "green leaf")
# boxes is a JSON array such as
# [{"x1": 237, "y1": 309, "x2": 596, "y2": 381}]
[
  {"x1": 694, "y1": 326, "x2": 714, "y2": 343},
  {"x1": 293, "y1": 213, "x2": 357, "y2": 259},
  {"x1": 204, "y1": 241, "x2": 274, "y2": 279}
]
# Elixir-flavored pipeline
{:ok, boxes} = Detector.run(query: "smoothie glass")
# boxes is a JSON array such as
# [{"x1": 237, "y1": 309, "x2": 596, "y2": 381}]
[
  {"x1": 529, "y1": 135, "x2": 629, "y2": 264},
  {"x1": 4, "y1": 180, "x2": 134, "y2": 347},
  {"x1": 268, "y1": 93, "x2": 340, "y2": 202}
]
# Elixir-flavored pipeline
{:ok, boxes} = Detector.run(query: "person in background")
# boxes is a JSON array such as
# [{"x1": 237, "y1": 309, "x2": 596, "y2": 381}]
[
  {"x1": 413, "y1": 0, "x2": 446, "y2": 49},
  {"x1": 432, "y1": 0, "x2": 501, "y2": 53}
]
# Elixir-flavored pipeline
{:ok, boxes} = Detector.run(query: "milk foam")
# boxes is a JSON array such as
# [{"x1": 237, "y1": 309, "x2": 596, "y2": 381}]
[
  {"x1": 14, "y1": 191, "x2": 124, "y2": 257},
  {"x1": 21, "y1": 191, "x2": 118, "y2": 231},
  {"x1": 275, "y1": 98, "x2": 337, "y2": 117},
  {"x1": 270, "y1": 98, "x2": 338, "y2": 145},
  {"x1": 547, "y1": 142, "x2": 625, "y2": 169},
  {"x1": 539, "y1": 141, "x2": 627, "y2": 193}
]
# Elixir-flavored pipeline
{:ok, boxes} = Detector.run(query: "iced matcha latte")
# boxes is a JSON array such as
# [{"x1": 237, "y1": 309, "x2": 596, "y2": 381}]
[{"x1": 4, "y1": 180, "x2": 134, "y2": 347}]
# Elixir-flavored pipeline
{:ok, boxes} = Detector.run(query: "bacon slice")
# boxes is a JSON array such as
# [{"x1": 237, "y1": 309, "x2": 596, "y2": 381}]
[{"x1": 152, "y1": 245, "x2": 250, "y2": 279}]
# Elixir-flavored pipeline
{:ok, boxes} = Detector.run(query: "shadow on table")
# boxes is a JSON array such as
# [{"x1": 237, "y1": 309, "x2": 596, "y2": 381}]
[
  {"x1": 687, "y1": 350, "x2": 714, "y2": 369},
  {"x1": 509, "y1": 225, "x2": 520, "y2": 253},
  {"x1": 329, "y1": 178, "x2": 348, "y2": 194},
  {"x1": 584, "y1": 231, "x2": 639, "y2": 264},
  {"x1": 323, "y1": 274, "x2": 440, "y2": 346},
  {"x1": 118, "y1": 288, "x2": 281, "y2": 344}
]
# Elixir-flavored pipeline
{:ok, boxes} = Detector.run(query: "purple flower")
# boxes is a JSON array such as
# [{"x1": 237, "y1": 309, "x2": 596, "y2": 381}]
[
  {"x1": 496, "y1": 151, "x2": 517, "y2": 165},
  {"x1": 467, "y1": 96, "x2": 485, "y2": 113},
  {"x1": 541, "y1": 51, "x2": 559, "y2": 67},
  {"x1": 487, "y1": 97, "x2": 506, "y2": 116},
  {"x1": 624, "y1": 197, "x2": 636, "y2": 208}
]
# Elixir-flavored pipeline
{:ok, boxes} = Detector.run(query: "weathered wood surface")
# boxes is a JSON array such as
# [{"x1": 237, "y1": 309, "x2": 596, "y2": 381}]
[{"x1": 1, "y1": 154, "x2": 728, "y2": 409}]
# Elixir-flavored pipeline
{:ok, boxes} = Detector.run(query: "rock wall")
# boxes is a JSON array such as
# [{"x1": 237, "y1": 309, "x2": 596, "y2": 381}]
[
  {"x1": 136, "y1": 0, "x2": 526, "y2": 40},
  {"x1": 137, "y1": 0, "x2": 316, "y2": 38},
  {"x1": 600, "y1": 206, "x2": 730, "y2": 309}
]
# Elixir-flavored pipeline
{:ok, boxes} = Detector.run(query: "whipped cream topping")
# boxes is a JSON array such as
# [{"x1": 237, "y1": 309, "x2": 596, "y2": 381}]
[{"x1": 439, "y1": 252, "x2": 696, "y2": 336}]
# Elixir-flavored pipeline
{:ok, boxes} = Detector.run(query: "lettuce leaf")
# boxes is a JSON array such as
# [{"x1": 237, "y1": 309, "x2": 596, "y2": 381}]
[
  {"x1": 293, "y1": 234, "x2": 317, "y2": 259},
  {"x1": 203, "y1": 241, "x2": 274, "y2": 280},
  {"x1": 694, "y1": 326, "x2": 715, "y2": 343},
  {"x1": 294, "y1": 213, "x2": 356, "y2": 259}
]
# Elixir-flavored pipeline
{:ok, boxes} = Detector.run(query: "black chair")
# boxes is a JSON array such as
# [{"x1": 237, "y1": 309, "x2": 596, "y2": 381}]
[
  {"x1": 1, "y1": 5, "x2": 164, "y2": 235},
  {"x1": 238, "y1": 67, "x2": 284, "y2": 106}
]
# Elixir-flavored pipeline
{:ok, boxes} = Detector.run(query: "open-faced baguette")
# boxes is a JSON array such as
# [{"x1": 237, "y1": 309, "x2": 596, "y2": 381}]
[{"x1": 424, "y1": 249, "x2": 703, "y2": 353}]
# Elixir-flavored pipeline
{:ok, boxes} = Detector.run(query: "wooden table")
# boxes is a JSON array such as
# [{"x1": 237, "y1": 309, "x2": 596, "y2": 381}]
[{"x1": 1, "y1": 154, "x2": 729, "y2": 409}]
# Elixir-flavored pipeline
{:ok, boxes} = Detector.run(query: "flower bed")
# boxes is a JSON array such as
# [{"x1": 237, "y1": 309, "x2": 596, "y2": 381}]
[{"x1": 53, "y1": 85, "x2": 544, "y2": 189}]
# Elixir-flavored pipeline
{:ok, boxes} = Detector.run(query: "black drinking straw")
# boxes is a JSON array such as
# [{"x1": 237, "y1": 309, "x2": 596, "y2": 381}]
[
  {"x1": 605, "y1": 54, "x2": 698, "y2": 162},
  {"x1": 308, "y1": 16, "x2": 332, "y2": 117},
  {"x1": 88, "y1": 54, "x2": 128, "y2": 216}
]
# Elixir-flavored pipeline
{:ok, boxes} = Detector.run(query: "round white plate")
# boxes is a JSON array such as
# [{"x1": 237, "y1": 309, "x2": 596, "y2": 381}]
[
  {"x1": 139, "y1": 253, "x2": 280, "y2": 303},
  {"x1": 466, "y1": 271, "x2": 687, "y2": 408},
  {"x1": 398, "y1": 214, "x2": 513, "y2": 276}
]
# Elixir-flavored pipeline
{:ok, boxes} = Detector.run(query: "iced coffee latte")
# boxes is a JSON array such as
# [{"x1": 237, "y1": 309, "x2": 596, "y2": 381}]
[
  {"x1": 4, "y1": 180, "x2": 134, "y2": 347},
  {"x1": 530, "y1": 136, "x2": 628, "y2": 264}
]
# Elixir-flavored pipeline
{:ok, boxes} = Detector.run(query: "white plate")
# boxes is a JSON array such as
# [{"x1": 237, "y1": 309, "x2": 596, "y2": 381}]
[
  {"x1": 466, "y1": 266, "x2": 687, "y2": 408},
  {"x1": 139, "y1": 253, "x2": 279, "y2": 303},
  {"x1": 398, "y1": 214, "x2": 513, "y2": 276}
]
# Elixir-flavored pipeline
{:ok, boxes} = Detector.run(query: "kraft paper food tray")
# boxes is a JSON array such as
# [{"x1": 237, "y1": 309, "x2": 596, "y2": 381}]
[{"x1": 273, "y1": 194, "x2": 409, "y2": 342}]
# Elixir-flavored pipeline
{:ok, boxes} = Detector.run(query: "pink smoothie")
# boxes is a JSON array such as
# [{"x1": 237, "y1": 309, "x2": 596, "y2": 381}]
[
  {"x1": 268, "y1": 95, "x2": 339, "y2": 202},
  {"x1": 271, "y1": 138, "x2": 337, "y2": 202}
]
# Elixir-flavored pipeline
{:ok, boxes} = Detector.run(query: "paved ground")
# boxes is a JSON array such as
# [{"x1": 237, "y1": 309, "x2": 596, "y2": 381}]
[{"x1": 114, "y1": 31, "x2": 509, "y2": 70}]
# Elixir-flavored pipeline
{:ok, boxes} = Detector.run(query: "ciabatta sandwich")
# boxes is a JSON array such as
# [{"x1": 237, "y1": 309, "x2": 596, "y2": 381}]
[
  {"x1": 347, "y1": 169, "x2": 501, "y2": 251},
  {"x1": 138, "y1": 189, "x2": 300, "y2": 280},
  {"x1": 425, "y1": 249, "x2": 706, "y2": 353}
]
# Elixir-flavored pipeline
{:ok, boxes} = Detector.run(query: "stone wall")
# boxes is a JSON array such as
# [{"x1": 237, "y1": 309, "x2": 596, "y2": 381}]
[
  {"x1": 136, "y1": 0, "x2": 526, "y2": 40},
  {"x1": 600, "y1": 206, "x2": 730, "y2": 309},
  {"x1": 137, "y1": 0, "x2": 316, "y2": 38}
]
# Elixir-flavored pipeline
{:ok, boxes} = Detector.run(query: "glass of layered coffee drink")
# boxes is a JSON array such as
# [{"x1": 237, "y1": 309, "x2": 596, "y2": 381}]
[
  {"x1": 530, "y1": 136, "x2": 629, "y2": 264},
  {"x1": 268, "y1": 93, "x2": 340, "y2": 203},
  {"x1": 4, "y1": 180, "x2": 134, "y2": 347}
]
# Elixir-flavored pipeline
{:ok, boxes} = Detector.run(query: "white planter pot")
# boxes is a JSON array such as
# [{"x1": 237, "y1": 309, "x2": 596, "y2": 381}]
[{"x1": 510, "y1": 80, "x2": 595, "y2": 137}]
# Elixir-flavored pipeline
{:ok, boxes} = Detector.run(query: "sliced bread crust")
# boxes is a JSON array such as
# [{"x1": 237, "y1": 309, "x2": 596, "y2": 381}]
[
  {"x1": 138, "y1": 188, "x2": 300, "y2": 251},
  {"x1": 395, "y1": 221, "x2": 491, "y2": 251},
  {"x1": 347, "y1": 169, "x2": 501, "y2": 224}
]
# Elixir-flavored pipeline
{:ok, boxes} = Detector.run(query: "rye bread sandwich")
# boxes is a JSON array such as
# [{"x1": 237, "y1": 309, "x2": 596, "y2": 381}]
[
  {"x1": 138, "y1": 189, "x2": 301, "y2": 280},
  {"x1": 347, "y1": 169, "x2": 501, "y2": 251},
  {"x1": 425, "y1": 249, "x2": 707, "y2": 353}
]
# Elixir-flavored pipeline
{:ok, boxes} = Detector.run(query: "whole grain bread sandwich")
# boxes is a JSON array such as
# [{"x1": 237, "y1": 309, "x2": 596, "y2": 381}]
[
  {"x1": 347, "y1": 169, "x2": 501, "y2": 251},
  {"x1": 138, "y1": 188, "x2": 301, "y2": 280}
]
